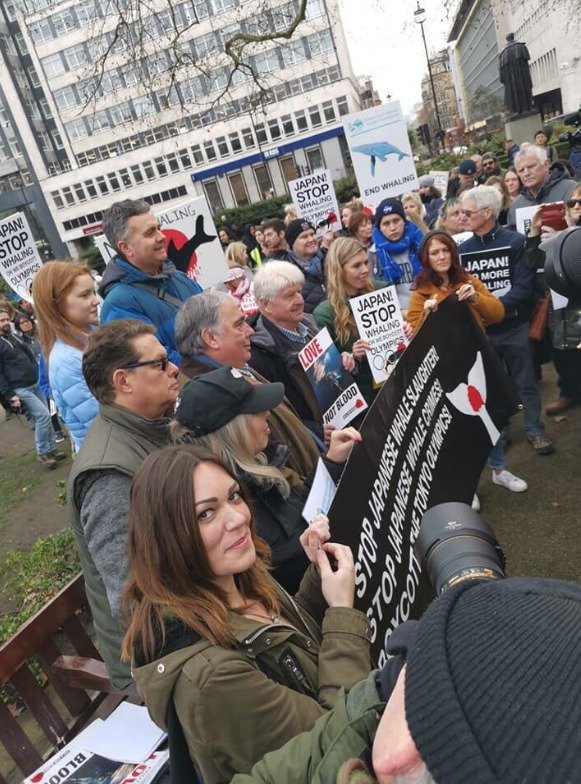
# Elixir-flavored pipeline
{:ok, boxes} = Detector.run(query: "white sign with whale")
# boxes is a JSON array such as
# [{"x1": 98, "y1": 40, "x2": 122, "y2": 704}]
[{"x1": 342, "y1": 101, "x2": 418, "y2": 209}]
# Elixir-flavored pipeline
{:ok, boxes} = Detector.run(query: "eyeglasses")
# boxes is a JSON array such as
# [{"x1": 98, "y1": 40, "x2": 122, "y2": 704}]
[
  {"x1": 121, "y1": 356, "x2": 171, "y2": 371},
  {"x1": 566, "y1": 199, "x2": 581, "y2": 209},
  {"x1": 461, "y1": 207, "x2": 488, "y2": 218}
]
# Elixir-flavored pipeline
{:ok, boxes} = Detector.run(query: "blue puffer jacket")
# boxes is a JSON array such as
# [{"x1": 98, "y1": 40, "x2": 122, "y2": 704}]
[
  {"x1": 99, "y1": 257, "x2": 202, "y2": 365},
  {"x1": 372, "y1": 220, "x2": 423, "y2": 284},
  {"x1": 48, "y1": 338, "x2": 98, "y2": 452}
]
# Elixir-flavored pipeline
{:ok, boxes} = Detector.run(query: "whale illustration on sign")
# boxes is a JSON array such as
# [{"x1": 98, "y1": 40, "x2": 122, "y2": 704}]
[{"x1": 352, "y1": 141, "x2": 410, "y2": 176}]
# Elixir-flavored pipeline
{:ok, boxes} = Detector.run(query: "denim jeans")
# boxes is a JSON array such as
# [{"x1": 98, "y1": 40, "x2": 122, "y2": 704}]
[
  {"x1": 13, "y1": 384, "x2": 55, "y2": 457},
  {"x1": 487, "y1": 427, "x2": 509, "y2": 470},
  {"x1": 488, "y1": 321, "x2": 544, "y2": 438}
]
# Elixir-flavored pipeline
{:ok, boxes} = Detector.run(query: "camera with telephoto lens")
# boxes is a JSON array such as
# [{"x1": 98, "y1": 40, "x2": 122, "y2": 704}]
[
  {"x1": 414, "y1": 502, "x2": 506, "y2": 595},
  {"x1": 10, "y1": 398, "x2": 27, "y2": 415},
  {"x1": 558, "y1": 128, "x2": 581, "y2": 147}
]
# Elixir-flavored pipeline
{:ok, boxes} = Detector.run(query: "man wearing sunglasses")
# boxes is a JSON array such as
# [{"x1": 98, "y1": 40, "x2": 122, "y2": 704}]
[{"x1": 68, "y1": 319, "x2": 179, "y2": 689}]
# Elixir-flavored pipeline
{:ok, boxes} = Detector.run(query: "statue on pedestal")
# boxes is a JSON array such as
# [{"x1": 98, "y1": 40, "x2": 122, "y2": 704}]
[{"x1": 499, "y1": 33, "x2": 534, "y2": 115}]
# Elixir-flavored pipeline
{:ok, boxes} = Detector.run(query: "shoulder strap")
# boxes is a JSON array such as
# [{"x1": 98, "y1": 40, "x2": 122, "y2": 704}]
[{"x1": 131, "y1": 281, "x2": 185, "y2": 310}]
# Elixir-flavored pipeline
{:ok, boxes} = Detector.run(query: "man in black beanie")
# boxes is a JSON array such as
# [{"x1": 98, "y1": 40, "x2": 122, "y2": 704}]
[
  {"x1": 233, "y1": 576, "x2": 581, "y2": 783},
  {"x1": 282, "y1": 219, "x2": 330, "y2": 313}
]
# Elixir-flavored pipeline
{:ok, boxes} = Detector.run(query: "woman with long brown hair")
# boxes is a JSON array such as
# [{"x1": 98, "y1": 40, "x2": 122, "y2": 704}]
[
  {"x1": 407, "y1": 231, "x2": 504, "y2": 333},
  {"x1": 314, "y1": 237, "x2": 383, "y2": 403},
  {"x1": 122, "y1": 444, "x2": 371, "y2": 783},
  {"x1": 32, "y1": 261, "x2": 100, "y2": 451}
]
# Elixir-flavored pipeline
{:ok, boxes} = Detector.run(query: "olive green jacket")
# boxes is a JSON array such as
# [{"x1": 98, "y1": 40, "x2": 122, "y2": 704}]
[
  {"x1": 132, "y1": 566, "x2": 371, "y2": 784},
  {"x1": 231, "y1": 670, "x2": 384, "y2": 784}
]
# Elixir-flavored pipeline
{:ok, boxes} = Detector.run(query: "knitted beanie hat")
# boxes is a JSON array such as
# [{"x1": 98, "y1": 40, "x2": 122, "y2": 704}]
[
  {"x1": 285, "y1": 219, "x2": 315, "y2": 250},
  {"x1": 404, "y1": 577, "x2": 581, "y2": 784},
  {"x1": 374, "y1": 198, "x2": 406, "y2": 228}
]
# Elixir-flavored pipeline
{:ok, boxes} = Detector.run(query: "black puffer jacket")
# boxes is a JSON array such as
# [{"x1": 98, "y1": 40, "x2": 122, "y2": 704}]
[
  {"x1": 243, "y1": 443, "x2": 344, "y2": 594},
  {"x1": 284, "y1": 250, "x2": 328, "y2": 313},
  {"x1": 0, "y1": 333, "x2": 38, "y2": 399}
]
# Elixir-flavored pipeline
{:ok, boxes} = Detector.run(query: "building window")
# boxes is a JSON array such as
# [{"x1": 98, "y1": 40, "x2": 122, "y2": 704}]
[
  {"x1": 229, "y1": 132, "x2": 242, "y2": 153},
  {"x1": 241, "y1": 127, "x2": 255, "y2": 149},
  {"x1": 54, "y1": 85, "x2": 79, "y2": 111},
  {"x1": 254, "y1": 123, "x2": 268, "y2": 145},
  {"x1": 65, "y1": 43, "x2": 88, "y2": 69},
  {"x1": 96, "y1": 176, "x2": 109, "y2": 195},
  {"x1": 84, "y1": 180, "x2": 98, "y2": 198},
  {"x1": 130, "y1": 165, "x2": 144, "y2": 184},
  {"x1": 62, "y1": 187, "x2": 75, "y2": 206},
  {"x1": 295, "y1": 110, "x2": 308, "y2": 131},
  {"x1": 108, "y1": 173, "x2": 121, "y2": 192},
  {"x1": 41, "y1": 53, "x2": 66, "y2": 78},
  {"x1": 308, "y1": 106, "x2": 322, "y2": 128},
  {"x1": 202, "y1": 179, "x2": 224, "y2": 212},
  {"x1": 203, "y1": 140, "x2": 217, "y2": 161},
  {"x1": 305, "y1": 146, "x2": 324, "y2": 172},
  {"x1": 253, "y1": 164, "x2": 273, "y2": 200},
  {"x1": 281, "y1": 40, "x2": 306, "y2": 68},
  {"x1": 228, "y1": 171, "x2": 250, "y2": 205},
  {"x1": 268, "y1": 119, "x2": 281, "y2": 141},
  {"x1": 51, "y1": 190, "x2": 64, "y2": 209},
  {"x1": 154, "y1": 157, "x2": 168, "y2": 176},
  {"x1": 167, "y1": 153, "x2": 180, "y2": 173},
  {"x1": 307, "y1": 30, "x2": 333, "y2": 57},
  {"x1": 322, "y1": 101, "x2": 336, "y2": 123},
  {"x1": 74, "y1": 183, "x2": 86, "y2": 202},
  {"x1": 29, "y1": 18, "x2": 53, "y2": 44},
  {"x1": 191, "y1": 144, "x2": 204, "y2": 164},
  {"x1": 179, "y1": 149, "x2": 192, "y2": 168},
  {"x1": 279, "y1": 155, "x2": 296, "y2": 184},
  {"x1": 216, "y1": 136, "x2": 229, "y2": 157},
  {"x1": 281, "y1": 115, "x2": 295, "y2": 136},
  {"x1": 254, "y1": 50, "x2": 280, "y2": 74},
  {"x1": 337, "y1": 96, "x2": 349, "y2": 116},
  {"x1": 143, "y1": 161, "x2": 155, "y2": 180}
]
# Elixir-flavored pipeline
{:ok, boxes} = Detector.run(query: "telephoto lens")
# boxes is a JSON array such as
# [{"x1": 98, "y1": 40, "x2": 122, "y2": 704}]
[{"x1": 415, "y1": 502, "x2": 506, "y2": 595}]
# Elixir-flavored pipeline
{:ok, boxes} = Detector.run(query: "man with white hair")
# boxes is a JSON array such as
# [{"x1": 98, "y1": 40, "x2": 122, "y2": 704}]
[
  {"x1": 507, "y1": 145, "x2": 576, "y2": 229},
  {"x1": 250, "y1": 261, "x2": 330, "y2": 442},
  {"x1": 459, "y1": 186, "x2": 553, "y2": 468}
]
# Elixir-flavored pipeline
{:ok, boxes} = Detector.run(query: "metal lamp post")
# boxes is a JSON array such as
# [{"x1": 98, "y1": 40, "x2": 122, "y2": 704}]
[{"x1": 414, "y1": 2, "x2": 445, "y2": 152}]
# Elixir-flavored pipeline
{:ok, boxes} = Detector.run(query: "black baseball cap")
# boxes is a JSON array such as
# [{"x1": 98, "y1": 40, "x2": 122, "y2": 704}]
[{"x1": 176, "y1": 366, "x2": 285, "y2": 436}]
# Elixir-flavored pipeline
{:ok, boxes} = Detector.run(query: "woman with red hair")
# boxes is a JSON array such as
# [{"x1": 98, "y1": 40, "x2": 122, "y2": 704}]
[{"x1": 407, "y1": 231, "x2": 504, "y2": 334}]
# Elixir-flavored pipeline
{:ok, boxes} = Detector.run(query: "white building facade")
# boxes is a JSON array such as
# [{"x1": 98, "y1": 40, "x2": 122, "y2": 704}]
[{"x1": 1, "y1": 0, "x2": 360, "y2": 255}]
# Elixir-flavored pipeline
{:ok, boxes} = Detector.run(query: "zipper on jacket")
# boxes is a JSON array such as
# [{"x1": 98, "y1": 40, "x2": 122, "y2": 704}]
[{"x1": 244, "y1": 622, "x2": 295, "y2": 646}]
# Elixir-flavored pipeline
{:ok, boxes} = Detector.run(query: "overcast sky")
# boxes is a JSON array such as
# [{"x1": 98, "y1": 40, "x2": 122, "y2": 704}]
[{"x1": 337, "y1": 0, "x2": 452, "y2": 119}]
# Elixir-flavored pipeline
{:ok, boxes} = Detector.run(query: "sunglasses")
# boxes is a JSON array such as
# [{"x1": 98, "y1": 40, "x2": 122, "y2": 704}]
[
  {"x1": 460, "y1": 207, "x2": 488, "y2": 217},
  {"x1": 121, "y1": 356, "x2": 171, "y2": 371},
  {"x1": 566, "y1": 199, "x2": 581, "y2": 209}
]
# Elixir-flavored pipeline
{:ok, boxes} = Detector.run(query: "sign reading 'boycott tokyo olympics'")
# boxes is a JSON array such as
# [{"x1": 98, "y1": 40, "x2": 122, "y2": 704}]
[
  {"x1": 329, "y1": 297, "x2": 519, "y2": 664},
  {"x1": 0, "y1": 212, "x2": 43, "y2": 302},
  {"x1": 288, "y1": 169, "x2": 341, "y2": 233},
  {"x1": 95, "y1": 196, "x2": 228, "y2": 289},
  {"x1": 459, "y1": 246, "x2": 512, "y2": 297},
  {"x1": 350, "y1": 286, "x2": 407, "y2": 385}
]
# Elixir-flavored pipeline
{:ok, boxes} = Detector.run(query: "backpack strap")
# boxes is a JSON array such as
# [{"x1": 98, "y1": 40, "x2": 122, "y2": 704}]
[{"x1": 131, "y1": 281, "x2": 186, "y2": 310}]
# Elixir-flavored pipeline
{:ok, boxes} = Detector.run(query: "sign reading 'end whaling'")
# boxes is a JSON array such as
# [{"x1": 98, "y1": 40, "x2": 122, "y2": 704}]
[
  {"x1": 329, "y1": 297, "x2": 520, "y2": 665},
  {"x1": 342, "y1": 101, "x2": 418, "y2": 209}
]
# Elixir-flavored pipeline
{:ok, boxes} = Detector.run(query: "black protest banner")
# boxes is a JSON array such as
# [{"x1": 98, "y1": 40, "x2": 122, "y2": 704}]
[
  {"x1": 459, "y1": 246, "x2": 512, "y2": 297},
  {"x1": 329, "y1": 297, "x2": 519, "y2": 665}
]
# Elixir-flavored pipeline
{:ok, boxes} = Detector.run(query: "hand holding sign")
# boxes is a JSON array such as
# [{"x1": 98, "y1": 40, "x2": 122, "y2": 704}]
[
  {"x1": 300, "y1": 514, "x2": 331, "y2": 564},
  {"x1": 456, "y1": 283, "x2": 477, "y2": 302},
  {"x1": 326, "y1": 426, "x2": 362, "y2": 463},
  {"x1": 317, "y1": 542, "x2": 356, "y2": 608}
]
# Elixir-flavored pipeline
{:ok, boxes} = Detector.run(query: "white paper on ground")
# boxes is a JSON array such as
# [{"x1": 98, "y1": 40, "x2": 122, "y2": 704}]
[
  {"x1": 550, "y1": 289, "x2": 569, "y2": 310},
  {"x1": 302, "y1": 458, "x2": 336, "y2": 524},
  {"x1": 81, "y1": 702, "x2": 166, "y2": 764}
]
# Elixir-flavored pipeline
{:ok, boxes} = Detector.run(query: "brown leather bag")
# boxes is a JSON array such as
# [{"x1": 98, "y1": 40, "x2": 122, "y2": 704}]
[{"x1": 529, "y1": 291, "x2": 550, "y2": 341}]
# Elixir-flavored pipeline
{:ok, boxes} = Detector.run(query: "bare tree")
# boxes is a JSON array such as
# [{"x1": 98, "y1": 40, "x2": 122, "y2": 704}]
[{"x1": 78, "y1": 0, "x2": 321, "y2": 116}]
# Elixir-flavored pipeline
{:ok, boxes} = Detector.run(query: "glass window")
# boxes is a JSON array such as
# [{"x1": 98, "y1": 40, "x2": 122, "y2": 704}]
[
  {"x1": 202, "y1": 179, "x2": 224, "y2": 212},
  {"x1": 254, "y1": 123, "x2": 267, "y2": 145},
  {"x1": 191, "y1": 145, "x2": 204, "y2": 164},
  {"x1": 167, "y1": 153, "x2": 180, "y2": 173},
  {"x1": 322, "y1": 101, "x2": 336, "y2": 123},
  {"x1": 268, "y1": 119, "x2": 281, "y2": 141},
  {"x1": 66, "y1": 118, "x2": 88, "y2": 141},
  {"x1": 54, "y1": 85, "x2": 79, "y2": 111},
  {"x1": 74, "y1": 183, "x2": 86, "y2": 201},
  {"x1": 229, "y1": 132, "x2": 242, "y2": 153},
  {"x1": 179, "y1": 149, "x2": 192, "y2": 167},
  {"x1": 42, "y1": 54, "x2": 65, "y2": 78},
  {"x1": 51, "y1": 190, "x2": 64, "y2": 209},
  {"x1": 279, "y1": 155, "x2": 296, "y2": 184},
  {"x1": 309, "y1": 106, "x2": 322, "y2": 127},
  {"x1": 143, "y1": 161, "x2": 155, "y2": 179},
  {"x1": 203, "y1": 140, "x2": 217, "y2": 161},
  {"x1": 65, "y1": 43, "x2": 88, "y2": 69},
  {"x1": 253, "y1": 164, "x2": 273, "y2": 200},
  {"x1": 307, "y1": 30, "x2": 333, "y2": 57},
  {"x1": 241, "y1": 127, "x2": 255, "y2": 149},
  {"x1": 228, "y1": 171, "x2": 250, "y2": 206},
  {"x1": 84, "y1": 180, "x2": 98, "y2": 198},
  {"x1": 108, "y1": 173, "x2": 121, "y2": 191},
  {"x1": 29, "y1": 18, "x2": 53, "y2": 44},
  {"x1": 281, "y1": 40, "x2": 306, "y2": 68},
  {"x1": 295, "y1": 110, "x2": 307, "y2": 131},
  {"x1": 337, "y1": 96, "x2": 349, "y2": 116},
  {"x1": 154, "y1": 157, "x2": 168, "y2": 176},
  {"x1": 306, "y1": 146, "x2": 324, "y2": 172},
  {"x1": 281, "y1": 115, "x2": 294, "y2": 135},
  {"x1": 130, "y1": 164, "x2": 144, "y2": 183},
  {"x1": 61, "y1": 187, "x2": 75, "y2": 205},
  {"x1": 254, "y1": 50, "x2": 279, "y2": 74},
  {"x1": 305, "y1": 0, "x2": 324, "y2": 18},
  {"x1": 216, "y1": 136, "x2": 228, "y2": 156}
]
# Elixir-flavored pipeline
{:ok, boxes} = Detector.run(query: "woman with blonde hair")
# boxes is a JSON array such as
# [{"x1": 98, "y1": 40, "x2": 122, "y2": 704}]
[
  {"x1": 314, "y1": 237, "x2": 385, "y2": 403},
  {"x1": 171, "y1": 365, "x2": 361, "y2": 593},
  {"x1": 32, "y1": 261, "x2": 99, "y2": 451},
  {"x1": 401, "y1": 192, "x2": 430, "y2": 234}
]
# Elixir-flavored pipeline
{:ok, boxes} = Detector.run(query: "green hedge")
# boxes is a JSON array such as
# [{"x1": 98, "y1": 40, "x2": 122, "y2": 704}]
[{"x1": 212, "y1": 195, "x2": 291, "y2": 231}]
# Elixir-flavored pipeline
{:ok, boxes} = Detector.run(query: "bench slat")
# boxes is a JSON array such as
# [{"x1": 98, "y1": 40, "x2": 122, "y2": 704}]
[
  {"x1": 0, "y1": 699, "x2": 43, "y2": 776},
  {"x1": 11, "y1": 665, "x2": 69, "y2": 747},
  {"x1": 36, "y1": 639, "x2": 92, "y2": 717},
  {"x1": 62, "y1": 616, "x2": 102, "y2": 660}
]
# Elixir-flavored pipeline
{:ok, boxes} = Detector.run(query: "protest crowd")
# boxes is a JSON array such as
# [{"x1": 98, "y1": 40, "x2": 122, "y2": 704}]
[{"x1": 1, "y1": 126, "x2": 580, "y2": 784}]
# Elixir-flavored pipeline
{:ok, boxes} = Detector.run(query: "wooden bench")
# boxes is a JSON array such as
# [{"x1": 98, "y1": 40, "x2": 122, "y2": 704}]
[{"x1": 0, "y1": 574, "x2": 136, "y2": 783}]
